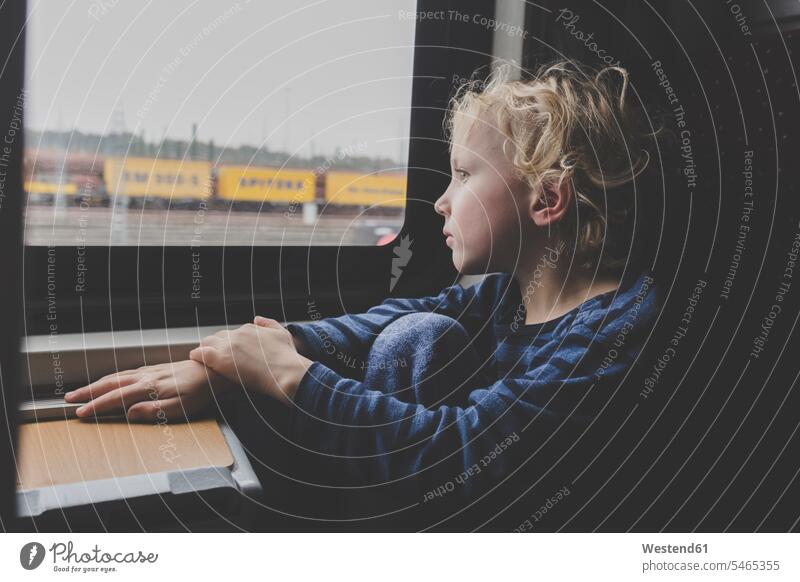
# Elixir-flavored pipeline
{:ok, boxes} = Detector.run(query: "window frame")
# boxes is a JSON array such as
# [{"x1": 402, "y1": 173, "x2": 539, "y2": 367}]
[
  {"x1": 22, "y1": 0, "x2": 495, "y2": 335},
  {"x1": 0, "y1": 0, "x2": 26, "y2": 529}
]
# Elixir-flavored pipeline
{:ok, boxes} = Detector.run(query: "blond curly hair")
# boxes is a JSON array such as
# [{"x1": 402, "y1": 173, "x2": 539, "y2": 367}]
[{"x1": 445, "y1": 60, "x2": 654, "y2": 273}]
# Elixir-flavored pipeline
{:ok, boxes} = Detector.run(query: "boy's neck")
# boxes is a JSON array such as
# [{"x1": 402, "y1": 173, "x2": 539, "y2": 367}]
[{"x1": 512, "y1": 251, "x2": 621, "y2": 326}]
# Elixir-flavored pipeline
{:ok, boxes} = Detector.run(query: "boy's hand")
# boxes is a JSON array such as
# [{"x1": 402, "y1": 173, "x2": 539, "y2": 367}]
[
  {"x1": 65, "y1": 360, "x2": 236, "y2": 422},
  {"x1": 189, "y1": 317, "x2": 313, "y2": 405}
]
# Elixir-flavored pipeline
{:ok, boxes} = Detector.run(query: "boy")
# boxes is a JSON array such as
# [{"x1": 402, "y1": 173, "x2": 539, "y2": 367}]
[{"x1": 67, "y1": 61, "x2": 662, "y2": 518}]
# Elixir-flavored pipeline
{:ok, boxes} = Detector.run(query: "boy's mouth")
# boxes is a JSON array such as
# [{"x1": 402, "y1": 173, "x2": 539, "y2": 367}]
[{"x1": 443, "y1": 228, "x2": 455, "y2": 246}]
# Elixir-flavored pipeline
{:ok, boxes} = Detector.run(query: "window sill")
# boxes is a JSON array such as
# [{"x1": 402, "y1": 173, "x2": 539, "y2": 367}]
[
  {"x1": 21, "y1": 324, "x2": 315, "y2": 390},
  {"x1": 20, "y1": 275, "x2": 474, "y2": 390}
]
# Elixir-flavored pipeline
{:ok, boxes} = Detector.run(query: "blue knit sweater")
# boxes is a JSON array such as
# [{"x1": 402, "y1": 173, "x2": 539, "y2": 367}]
[{"x1": 286, "y1": 269, "x2": 661, "y2": 504}]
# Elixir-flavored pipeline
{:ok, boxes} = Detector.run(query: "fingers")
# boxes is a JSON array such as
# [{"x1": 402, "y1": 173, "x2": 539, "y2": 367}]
[
  {"x1": 194, "y1": 329, "x2": 229, "y2": 349},
  {"x1": 74, "y1": 380, "x2": 154, "y2": 417},
  {"x1": 126, "y1": 397, "x2": 187, "y2": 422},
  {"x1": 189, "y1": 346, "x2": 221, "y2": 369},
  {"x1": 65, "y1": 371, "x2": 139, "y2": 402},
  {"x1": 254, "y1": 316, "x2": 281, "y2": 328},
  {"x1": 199, "y1": 331, "x2": 228, "y2": 349}
]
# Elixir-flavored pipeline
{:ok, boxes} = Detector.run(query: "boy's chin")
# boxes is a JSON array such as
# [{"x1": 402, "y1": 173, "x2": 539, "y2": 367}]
[{"x1": 451, "y1": 251, "x2": 491, "y2": 276}]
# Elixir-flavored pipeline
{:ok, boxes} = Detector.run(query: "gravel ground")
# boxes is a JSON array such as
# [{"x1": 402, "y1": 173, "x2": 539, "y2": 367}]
[{"x1": 24, "y1": 205, "x2": 403, "y2": 247}]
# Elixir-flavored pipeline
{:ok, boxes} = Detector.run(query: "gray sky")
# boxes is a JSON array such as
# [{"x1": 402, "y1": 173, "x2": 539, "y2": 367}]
[{"x1": 26, "y1": 0, "x2": 417, "y2": 162}]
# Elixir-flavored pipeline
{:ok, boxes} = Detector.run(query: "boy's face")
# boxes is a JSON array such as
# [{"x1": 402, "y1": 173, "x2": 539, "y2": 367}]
[{"x1": 434, "y1": 112, "x2": 533, "y2": 275}]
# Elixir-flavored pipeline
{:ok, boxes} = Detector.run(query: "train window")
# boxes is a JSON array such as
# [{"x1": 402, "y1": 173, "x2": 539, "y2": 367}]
[
  {"x1": 24, "y1": 0, "x2": 416, "y2": 247},
  {"x1": 22, "y1": 0, "x2": 494, "y2": 334}
]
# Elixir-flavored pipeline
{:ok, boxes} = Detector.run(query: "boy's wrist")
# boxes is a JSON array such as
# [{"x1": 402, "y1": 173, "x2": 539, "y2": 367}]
[
  {"x1": 288, "y1": 327, "x2": 309, "y2": 358},
  {"x1": 276, "y1": 355, "x2": 314, "y2": 404}
]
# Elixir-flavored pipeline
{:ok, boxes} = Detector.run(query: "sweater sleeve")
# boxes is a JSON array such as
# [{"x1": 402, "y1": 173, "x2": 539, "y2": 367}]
[
  {"x1": 287, "y1": 322, "x2": 634, "y2": 504},
  {"x1": 284, "y1": 278, "x2": 495, "y2": 378}
]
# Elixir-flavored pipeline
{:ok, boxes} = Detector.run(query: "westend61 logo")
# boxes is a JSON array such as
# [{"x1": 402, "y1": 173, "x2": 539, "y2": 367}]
[{"x1": 19, "y1": 541, "x2": 158, "y2": 573}]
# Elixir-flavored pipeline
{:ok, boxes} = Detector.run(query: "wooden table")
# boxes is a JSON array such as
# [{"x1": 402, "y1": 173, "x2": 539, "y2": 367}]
[
  {"x1": 15, "y1": 416, "x2": 262, "y2": 531},
  {"x1": 16, "y1": 417, "x2": 234, "y2": 490}
]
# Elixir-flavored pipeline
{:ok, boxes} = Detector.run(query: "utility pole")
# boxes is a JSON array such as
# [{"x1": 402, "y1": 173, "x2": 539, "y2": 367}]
[
  {"x1": 283, "y1": 87, "x2": 291, "y2": 153},
  {"x1": 190, "y1": 123, "x2": 198, "y2": 160}
]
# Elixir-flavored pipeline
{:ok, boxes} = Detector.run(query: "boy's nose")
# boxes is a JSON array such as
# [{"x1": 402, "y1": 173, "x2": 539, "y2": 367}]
[{"x1": 433, "y1": 193, "x2": 449, "y2": 216}]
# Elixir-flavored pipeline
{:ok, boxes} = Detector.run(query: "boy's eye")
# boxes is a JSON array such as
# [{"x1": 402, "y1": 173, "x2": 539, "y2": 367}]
[{"x1": 454, "y1": 168, "x2": 469, "y2": 182}]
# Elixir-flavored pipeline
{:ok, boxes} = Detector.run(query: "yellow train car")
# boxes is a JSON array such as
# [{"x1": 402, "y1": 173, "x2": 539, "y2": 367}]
[
  {"x1": 24, "y1": 180, "x2": 79, "y2": 196},
  {"x1": 216, "y1": 166, "x2": 315, "y2": 204},
  {"x1": 103, "y1": 157, "x2": 212, "y2": 200},
  {"x1": 324, "y1": 171, "x2": 406, "y2": 208}
]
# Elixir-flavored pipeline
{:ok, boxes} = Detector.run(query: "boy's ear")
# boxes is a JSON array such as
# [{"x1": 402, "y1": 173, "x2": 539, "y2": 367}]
[{"x1": 529, "y1": 179, "x2": 573, "y2": 227}]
